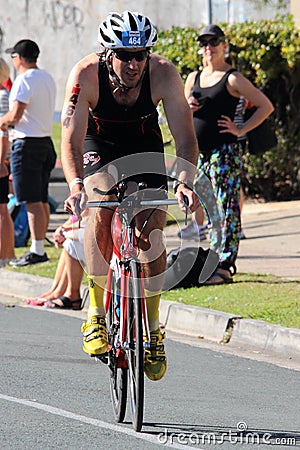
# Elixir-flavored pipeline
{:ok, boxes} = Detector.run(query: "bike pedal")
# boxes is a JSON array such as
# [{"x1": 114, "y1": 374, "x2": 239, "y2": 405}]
[{"x1": 94, "y1": 353, "x2": 108, "y2": 364}]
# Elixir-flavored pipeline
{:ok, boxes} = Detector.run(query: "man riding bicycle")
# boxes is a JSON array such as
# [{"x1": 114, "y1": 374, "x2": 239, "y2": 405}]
[{"x1": 61, "y1": 10, "x2": 199, "y2": 381}]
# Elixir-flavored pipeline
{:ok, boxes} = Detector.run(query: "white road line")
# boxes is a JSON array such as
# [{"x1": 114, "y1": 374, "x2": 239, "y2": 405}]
[{"x1": 0, "y1": 394, "x2": 201, "y2": 450}]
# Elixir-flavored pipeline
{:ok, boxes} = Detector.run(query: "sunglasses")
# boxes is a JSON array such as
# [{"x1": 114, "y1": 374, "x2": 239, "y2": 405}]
[
  {"x1": 10, "y1": 52, "x2": 19, "y2": 59},
  {"x1": 113, "y1": 50, "x2": 149, "y2": 62},
  {"x1": 198, "y1": 37, "x2": 224, "y2": 48}
]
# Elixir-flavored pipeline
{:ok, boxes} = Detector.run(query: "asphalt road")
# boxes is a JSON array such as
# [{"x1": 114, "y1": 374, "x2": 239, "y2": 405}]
[
  {"x1": 1, "y1": 178, "x2": 298, "y2": 448},
  {"x1": 0, "y1": 300, "x2": 299, "y2": 450}
]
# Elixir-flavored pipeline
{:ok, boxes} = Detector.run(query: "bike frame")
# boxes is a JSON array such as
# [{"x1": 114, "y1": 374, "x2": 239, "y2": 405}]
[
  {"x1": 88, "y1": 193, "x2": 178, "y2": 350},
  {"x1": 104, "y1": 203, "x2": 150, "y2": 351},
  {"x1": 87, "y1": 186, "x2": 178, "y2": 431}
]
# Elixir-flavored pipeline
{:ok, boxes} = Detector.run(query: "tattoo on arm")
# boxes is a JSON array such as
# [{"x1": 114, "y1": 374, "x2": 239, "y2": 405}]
[{"x1": 62, "y1": 83, "x2": 81, "y2": 128}]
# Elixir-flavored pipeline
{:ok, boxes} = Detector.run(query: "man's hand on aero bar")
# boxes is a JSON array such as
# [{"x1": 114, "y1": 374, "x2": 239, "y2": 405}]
[
  {"x1": 175, "y1": 183, "x2": 199, "y2": 213},
  {"x1": 64, "y1": 190, "x2": 87, "y2": 220}
]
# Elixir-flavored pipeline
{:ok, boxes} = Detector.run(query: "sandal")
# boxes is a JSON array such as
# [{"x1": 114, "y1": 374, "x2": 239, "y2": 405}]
[
  {"x1": 203, "y1": 268, "x2": 233, "y2": 286},
  {"x1": 44, "y1": 296, "x2": 83, "y2": 310}
]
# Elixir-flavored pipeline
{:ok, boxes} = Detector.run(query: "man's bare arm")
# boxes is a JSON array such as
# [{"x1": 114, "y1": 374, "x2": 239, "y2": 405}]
[
  {"x1": 151, "y1": 56, "x2": 199, "y2": 211},
  {"x1": 60, "y1": 64, "x2": 92, "y2": 193},
  {"x1": 0, "y1": 101, "x2": 26, "y2": 130},
  {"x1": 155, "y1": 58, "x2": 198, "y2": 178}
]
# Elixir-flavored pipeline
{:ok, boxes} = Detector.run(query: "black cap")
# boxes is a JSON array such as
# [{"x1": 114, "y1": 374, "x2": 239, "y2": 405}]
[
  {"x1": 5, "y1": 39, "x2": 40, "y2": 59},
  {"x1": 197, "y1": 24, "x2": 225, "y2": 41}
]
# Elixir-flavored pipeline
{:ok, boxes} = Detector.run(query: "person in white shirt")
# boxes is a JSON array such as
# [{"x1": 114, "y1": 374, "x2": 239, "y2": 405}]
[{"x1": 0, "y1": 39, "x2": 57, "y2": 266}]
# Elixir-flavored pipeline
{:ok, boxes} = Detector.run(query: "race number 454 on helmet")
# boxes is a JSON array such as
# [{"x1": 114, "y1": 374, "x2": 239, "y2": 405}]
[{"x1": 98, "y1": 10, "x2": 158, "y2": 49}]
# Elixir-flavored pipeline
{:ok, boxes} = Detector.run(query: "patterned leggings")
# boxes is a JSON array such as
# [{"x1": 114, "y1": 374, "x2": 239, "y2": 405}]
[{"x1": 194, "y1": 143, "x2": 242, "y2": 272}]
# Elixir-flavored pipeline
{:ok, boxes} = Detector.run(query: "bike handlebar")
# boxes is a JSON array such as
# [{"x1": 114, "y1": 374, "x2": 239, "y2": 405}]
[
  {"x1": 86, "y1": 199, "x2": 179, "y2": 208},
  {"x1": 87, "y1": 184, "x2": 189, "y2": 219}
]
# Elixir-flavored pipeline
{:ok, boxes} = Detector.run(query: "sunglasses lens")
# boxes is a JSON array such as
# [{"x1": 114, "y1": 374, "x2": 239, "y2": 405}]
[
  {"x1": 199, "y1": 38, "x2": 221, "y2": 47},
  {"x1": 211, "y1": 38, "x2": 221, "y2": 47},
  {"x1": 114, "y1": 50, "x2": 148, "y2": 62},
  {"x1": 136, "y1": 51, "x2": 149, "y2": 61},
  {"x1": 114, "y1": 51, "x2": 128, "y2": 62}
]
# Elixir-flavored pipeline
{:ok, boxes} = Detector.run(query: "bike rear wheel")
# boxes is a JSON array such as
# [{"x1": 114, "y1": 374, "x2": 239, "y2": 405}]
[
  {"x1": 126, "y1": 260, "x2": 144, "y2": 432},
  {"x1": 107, "y1": 267, "x2": 128, "y2": 423}
]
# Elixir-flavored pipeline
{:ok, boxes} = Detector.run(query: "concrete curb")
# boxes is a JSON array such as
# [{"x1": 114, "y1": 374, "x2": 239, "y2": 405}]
[
  {"x1": 0, "y1": 269, "x2": 54, "y2": 299},
  {"x1": 159, "y1": 299, "x2": 235, "y2": 342},
  {"x1": 230, "y1": 318, "x2": 300, "y2": 356},
  {"x1": 159, "y1": 300, "x2": 300, "y2": 356},
  {"x1": 1, "y1": 269, "x2": 300, "y2": 356}
]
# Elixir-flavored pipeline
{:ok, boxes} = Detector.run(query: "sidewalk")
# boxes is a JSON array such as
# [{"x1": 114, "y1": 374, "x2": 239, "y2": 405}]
[
  {"x1": 1, "y1": 173, "x2": 300, "y2": 358},
  {"x1": 237, "y1": 200, "x2": 300, "y2": 279}
]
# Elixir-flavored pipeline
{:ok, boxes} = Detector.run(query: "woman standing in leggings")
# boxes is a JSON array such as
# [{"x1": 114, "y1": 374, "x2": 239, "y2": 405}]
[{"x1": 185, "y1": 24, "x2": 274, "y2": 284}]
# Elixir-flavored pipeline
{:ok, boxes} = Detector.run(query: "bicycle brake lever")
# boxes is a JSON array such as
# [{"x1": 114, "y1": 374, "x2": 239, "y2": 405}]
[
  {"x1": 93, "y1": 187, "x2": 118, "y2": 196},
  {"x1": 183, "y1": 195, "x2": 189, "y2": 225}
]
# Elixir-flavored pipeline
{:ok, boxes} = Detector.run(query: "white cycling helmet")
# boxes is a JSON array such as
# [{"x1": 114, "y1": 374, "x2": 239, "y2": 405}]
[{"x1": 98, "y1": 10, "x2": 158, "y2": 49}]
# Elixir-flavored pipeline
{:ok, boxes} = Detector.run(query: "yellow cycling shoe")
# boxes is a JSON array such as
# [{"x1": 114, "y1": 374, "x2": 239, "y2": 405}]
[
  {"x1": 144, "y1": 328, "x2": 167, "y2": 381},
  {"x1": 81, "y1": 315, "x2": 108, "y2": 356}
]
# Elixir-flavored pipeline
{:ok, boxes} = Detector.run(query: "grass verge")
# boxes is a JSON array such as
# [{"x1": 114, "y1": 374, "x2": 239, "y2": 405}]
[
  {"x1": 163, "y1": 274, "x2": 300, "y2": 330},
  {"x1": 5, "y1": 244, "x2": 300, "y2": 330},
  {"x1": 52, "y1": 122, "x2": 61, "y2": 160}
]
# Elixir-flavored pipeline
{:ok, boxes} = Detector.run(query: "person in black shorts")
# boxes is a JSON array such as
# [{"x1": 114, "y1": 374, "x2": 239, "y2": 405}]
[
  {"x1": 0, "y1": 40, "x2": 57, "y2": 267},
  {"x1": 61, "y1": 10, "x2": 199, "y2": 381}
]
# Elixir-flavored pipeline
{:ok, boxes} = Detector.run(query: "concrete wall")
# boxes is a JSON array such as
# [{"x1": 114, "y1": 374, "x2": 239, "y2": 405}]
[
  {"x1": 0, "y1": 0, "x2": 209, "y2": 113},
  {"x1": 0, "y1": 0, "x2": 293, "y2": 114},
  {"x1": 291, "y1": 0, "x2": 300, "y2": 27}
]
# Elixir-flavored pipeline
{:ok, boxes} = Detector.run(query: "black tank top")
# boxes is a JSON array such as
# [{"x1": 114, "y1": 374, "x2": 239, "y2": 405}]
[
  {"x1": 191, "y1": 68, "x2": 239, "y2": 156},
  {"x1": 87, "y1": 61, "x2": 164, "y2": 154}
]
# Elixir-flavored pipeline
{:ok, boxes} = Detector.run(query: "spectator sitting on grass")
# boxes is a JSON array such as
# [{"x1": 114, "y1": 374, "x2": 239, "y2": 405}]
[{"x1": 27, "y1": 214, "x2": 86, "y2": 309}]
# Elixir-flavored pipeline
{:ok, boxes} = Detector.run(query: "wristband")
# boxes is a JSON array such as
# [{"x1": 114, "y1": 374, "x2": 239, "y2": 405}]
[{"x1": 69, "y1": 177, "x2": 83, "y2": 190}]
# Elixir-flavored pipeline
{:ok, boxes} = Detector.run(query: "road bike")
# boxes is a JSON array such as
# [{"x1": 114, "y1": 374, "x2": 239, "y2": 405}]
[{"x1": 87, "y1": 181, "x2": 178, "y2": 432}]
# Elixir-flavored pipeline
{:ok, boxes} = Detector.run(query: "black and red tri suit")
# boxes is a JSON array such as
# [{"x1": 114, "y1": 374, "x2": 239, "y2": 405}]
[{"x1": 83, "y1": 60, "x2": 167, "y2": 190}]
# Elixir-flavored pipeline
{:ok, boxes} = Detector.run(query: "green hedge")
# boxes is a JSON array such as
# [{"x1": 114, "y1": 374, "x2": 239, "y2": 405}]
[{"x1": 155, "y1": 15, "x2": 300, "y2": 200}]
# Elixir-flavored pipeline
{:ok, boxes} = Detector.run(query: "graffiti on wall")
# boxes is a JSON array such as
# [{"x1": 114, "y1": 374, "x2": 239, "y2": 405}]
[{"x1": 42, "y1": 1, "x2": 85, "y2": 41}]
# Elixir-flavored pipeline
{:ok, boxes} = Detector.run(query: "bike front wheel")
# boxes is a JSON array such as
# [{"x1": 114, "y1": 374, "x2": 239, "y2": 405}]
[{"x1": 126, "y1": 260, "x2": 144, "y2": 432}]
